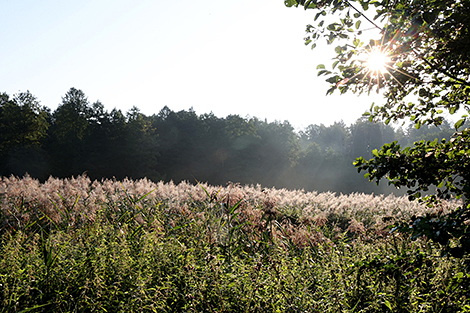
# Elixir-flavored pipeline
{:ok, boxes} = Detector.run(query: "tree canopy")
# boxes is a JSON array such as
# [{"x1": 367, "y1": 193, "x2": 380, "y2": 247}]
[
  {"x1": 3, "y1": 88, "x2": 445, "y2": 194},
  {"x1": 286, "y1": 0, "x2": 470, "y2": 256}
]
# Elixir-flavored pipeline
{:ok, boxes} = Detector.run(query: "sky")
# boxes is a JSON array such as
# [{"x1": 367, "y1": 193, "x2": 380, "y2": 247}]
[{"x1": 1, "y1": 0, "x2": 386, "y2": 130}]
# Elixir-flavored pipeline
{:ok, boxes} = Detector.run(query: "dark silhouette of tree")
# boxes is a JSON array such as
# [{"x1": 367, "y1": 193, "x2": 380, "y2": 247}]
[
  {"x1": 251, "y1": 119, "x2": 300, "y2": 187},
  {"x1": 48, "y1": 87, "x2": 91, "y2": 176},
  {"x1": 220, "y1": 115, "x2": 261, "y2": 183},
  {"x1": 197, "y1": 112, "x2": 228, "y2": 183},
  {"x1": 123, "y1": 106, "x2": 160, "y2": 180},
  {"x1": 0, "y1": 85, "x2": 455, "y2": 198},
  {"x1": 349, "y1": 117, "x2": 394, "y2": 158},
  {"x1": 0, "y1": 91, "x2": 49, "y2": 179},
  {"x1": 402, "y1": 120, "x2": 455, "y2": 147},
  {"x1": 150, "y1": 107, "x2": 205, "y2": 182},
  {"x1": 299, "y1": 121, "x2": 350, "y2": 154},
  {"x1": 295, "y1": 119, "x2": 402, "y2": 193}
]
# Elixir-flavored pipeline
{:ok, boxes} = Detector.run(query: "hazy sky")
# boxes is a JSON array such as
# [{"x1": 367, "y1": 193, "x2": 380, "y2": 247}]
[{"x1": 1, "y1": 0, "x2": 385, "y2": 129}]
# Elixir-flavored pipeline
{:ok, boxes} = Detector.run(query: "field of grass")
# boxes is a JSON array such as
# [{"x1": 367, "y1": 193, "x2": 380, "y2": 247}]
[{"x1": 0, "y1": 175, "x2": 469, "y2": 312}]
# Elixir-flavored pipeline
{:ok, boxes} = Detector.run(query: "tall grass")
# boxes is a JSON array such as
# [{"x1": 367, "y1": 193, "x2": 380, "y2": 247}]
[{"x1": 0, "y1": 175, "x2": 468, "y2": 312}]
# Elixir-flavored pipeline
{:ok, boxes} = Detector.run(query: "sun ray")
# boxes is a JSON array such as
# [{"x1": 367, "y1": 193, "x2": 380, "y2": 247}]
[
  {"x1": 334, "y1": 40, "x2": 423, "y2": 94},
  {"x1": 366, "y1": 47, "x2": 390, "y2": 75},
  {"x1": 333, "y1": 13, "x2": 432, "y2": 96}
]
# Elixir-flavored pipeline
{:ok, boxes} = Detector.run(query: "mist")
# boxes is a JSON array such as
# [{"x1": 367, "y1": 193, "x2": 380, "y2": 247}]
[{"x1": 0, "y1": 88, "x2": 458, "y2": 195}]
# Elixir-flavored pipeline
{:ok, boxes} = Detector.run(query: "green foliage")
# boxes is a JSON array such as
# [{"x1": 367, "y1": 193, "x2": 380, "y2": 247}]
[
  {"x1": 0, "y1": 86, "x2": 462, "y2": 195},
  {"x1": 0, "y1": 177, "x2": 468, "y2": 311},
  {"x1": 287, "y1": 0, "x2": 470, "y2": 256},
  {"x1": 0, "y1": 91, "x2": 49, "y2": 149},
  {"x1": 0, "y1": 91, "x2": 50, "y2": 179}
]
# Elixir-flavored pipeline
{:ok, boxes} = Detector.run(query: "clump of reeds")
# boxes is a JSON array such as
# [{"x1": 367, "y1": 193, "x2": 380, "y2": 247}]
[
  {"x1": 0, "y1": 175, "x2": 466, "y2": 312},
  {"x1": 0, "y1": 175, "x2": 456, "y2": 239}
]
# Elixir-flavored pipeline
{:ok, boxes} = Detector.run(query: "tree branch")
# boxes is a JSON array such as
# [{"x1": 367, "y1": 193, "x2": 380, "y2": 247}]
[
  {"x1": 343, "y1": 0, "x2": 384, "y2": 32},
  {"x1": 420, "y1": 57, "x2": 470, "y2": 87}
]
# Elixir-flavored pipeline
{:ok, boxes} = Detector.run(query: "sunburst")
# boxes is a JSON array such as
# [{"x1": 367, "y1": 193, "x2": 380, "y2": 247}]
[
  {"x1": 335, "y1": 39, "x2": 419, "y2": 93},
  {"x1": 364, "y1": 46, "x2": 391, "y2": 76},
  {"x1": 355, "y1": 45, "x2": 395, "y2": 92},
  {"x1": 336, "y1": 45, "x2": 393, "y2": 89}
]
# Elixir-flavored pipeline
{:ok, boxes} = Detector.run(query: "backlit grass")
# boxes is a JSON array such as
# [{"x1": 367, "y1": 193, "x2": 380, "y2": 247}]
[{"x1": 0, "y1": 176, "x2": 468, "y2": 312}]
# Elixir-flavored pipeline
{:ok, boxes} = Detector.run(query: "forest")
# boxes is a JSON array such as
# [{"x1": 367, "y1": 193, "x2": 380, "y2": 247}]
[
  {"x1": 0, "y1": 87, "x2": 458, "y2": 194},
  {"x1": 2, "y1": 0, "x2": 470, "y2": 310}
]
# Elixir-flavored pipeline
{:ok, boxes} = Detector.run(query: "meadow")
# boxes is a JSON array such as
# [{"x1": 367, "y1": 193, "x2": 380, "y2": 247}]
[{"x1": 0, "y1": 175, "x2": 468, "y2": 312}]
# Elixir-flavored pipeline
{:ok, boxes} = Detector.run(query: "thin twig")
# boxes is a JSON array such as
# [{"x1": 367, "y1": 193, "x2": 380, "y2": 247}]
[{"x1": 343, "y1": 0, "x2": 384, "y2": 32}]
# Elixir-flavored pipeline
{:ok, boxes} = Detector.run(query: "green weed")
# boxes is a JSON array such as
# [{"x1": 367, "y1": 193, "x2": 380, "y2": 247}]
[{"x1": 0, "y1": 176, "x2": 468, "y2": 312}]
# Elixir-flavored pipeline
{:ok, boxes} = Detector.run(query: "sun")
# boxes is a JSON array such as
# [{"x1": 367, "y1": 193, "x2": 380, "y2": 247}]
[
  {"x1": 364, "y1": 46, "x2": 391, "y2": 76},
  {"x1": 336, "y1": 44, "x2": 401, "y2": 90}
]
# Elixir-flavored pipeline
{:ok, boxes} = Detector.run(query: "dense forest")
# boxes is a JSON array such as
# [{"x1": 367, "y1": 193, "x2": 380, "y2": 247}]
[{"x1": 0, "y1": 88, "x2": 458, "y2": 194}]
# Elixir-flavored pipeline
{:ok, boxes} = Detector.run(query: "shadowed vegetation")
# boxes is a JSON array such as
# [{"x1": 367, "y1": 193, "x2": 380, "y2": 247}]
[
  {"x1": 0, "y1": 89, "x2": 463, "y2": 195},
  {"x1": 0, "y1": 176, "x2": 468, "y2": 312}
]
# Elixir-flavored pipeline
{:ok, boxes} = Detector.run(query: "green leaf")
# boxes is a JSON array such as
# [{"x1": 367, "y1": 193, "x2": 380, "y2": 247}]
[
  {"x1": 18, "y1": 303, "x2": 53, "y2": 312},
  {"x1": 314, "y1": 11, "x2": 324, "y2": 21},
  {"x1": 304, "y1": 0, "x2": 316, "y2": 9},
  {"x1": 327, "y1": 23, "x2": 337, "y2": 31},
  {"x1": 196, "y1": 179, "x2": 211, "y2": 199},
  {"x1": 332, "y1": 60, "x2": 339, "y2": 69},
  {"x1": 284, "y1": 0, "x2": 299, "y2": 7},
  {"x1": 455, "y1": 118, "x2": 465, "y2": 129},
  {"x1": 135, "y1": 188, "x2": 156, "y2": 203},
  {"x1": 326, "y1": 75, "x2": 341, "y2": 84},
  {"x1": 317, "y1": 64, "x2": 326, "y2": 69},
  {"x1": 355, "y1": 20, "x2": 361, "y2": 29}
]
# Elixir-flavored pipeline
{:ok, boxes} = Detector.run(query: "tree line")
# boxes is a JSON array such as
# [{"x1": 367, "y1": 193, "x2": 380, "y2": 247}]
[{"x1": 0, "y1": 88, "x2": 458, "y2": 194}]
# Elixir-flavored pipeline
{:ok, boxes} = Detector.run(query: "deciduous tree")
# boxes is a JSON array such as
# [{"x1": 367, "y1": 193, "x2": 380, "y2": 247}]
[
  {"x1": 286, "y1": 0, "x2": 470, "y2": 256},
  {"x1": 0, "y1": 91, "x2": 49, "y2": 178}
]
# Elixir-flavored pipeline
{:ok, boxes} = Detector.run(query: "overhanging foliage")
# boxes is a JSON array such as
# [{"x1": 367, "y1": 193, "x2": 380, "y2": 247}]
[{"x1": 286, "y1": 0, "x2": 470, "y2": 256}]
